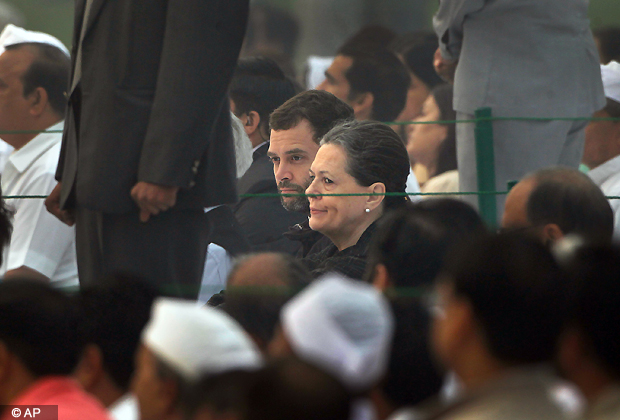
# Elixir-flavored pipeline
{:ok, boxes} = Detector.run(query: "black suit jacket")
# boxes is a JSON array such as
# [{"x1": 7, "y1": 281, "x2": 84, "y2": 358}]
[
  {"x1": 57, "y1": 0, "x2": 249, "y2": 213},
  {"x1": 234, "y1": 143, "x2": 306, "y2": 254}
]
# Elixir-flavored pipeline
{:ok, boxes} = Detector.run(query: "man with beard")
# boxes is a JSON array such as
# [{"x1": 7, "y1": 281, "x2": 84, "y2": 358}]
[{"x1": 268, "y1": 90, "x2": 353, "y2": 257}]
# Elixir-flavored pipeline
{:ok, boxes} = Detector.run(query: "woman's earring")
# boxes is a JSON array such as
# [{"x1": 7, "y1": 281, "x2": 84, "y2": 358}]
[{"x1": 365, "y1": 208, "x2": 370, "y2": 213}]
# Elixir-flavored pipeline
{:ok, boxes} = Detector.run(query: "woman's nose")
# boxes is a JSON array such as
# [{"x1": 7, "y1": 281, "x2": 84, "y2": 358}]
[{"x1": 305, "y1": 179, "x2": 320, "y2": 199}]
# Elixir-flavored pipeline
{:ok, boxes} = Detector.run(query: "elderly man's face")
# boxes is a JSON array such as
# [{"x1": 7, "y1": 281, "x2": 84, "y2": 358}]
[
  {"x1": 0, "y1": 47, "x2": 36, "y2": 131},
  {"x1": 132, "y1": 345, "x2": 178, "y2": 420},
  {"x1": 268, "y1": 119, "x2": 320, "y2": 213}
]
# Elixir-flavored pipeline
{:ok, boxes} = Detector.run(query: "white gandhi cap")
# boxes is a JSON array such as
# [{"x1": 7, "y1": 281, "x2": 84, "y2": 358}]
[
  {"x1": 280, "y1": 273, "x2": 394, "y2": 392},
  {"x1": 601, "y1": 61, "x2": 620, "y2": 104},
  {"x1": 142, "y1": 298, "x2": 263, "y2": 381},
  {"x1": 0, "y1": 24, "x2": 69, "y2": 56}
]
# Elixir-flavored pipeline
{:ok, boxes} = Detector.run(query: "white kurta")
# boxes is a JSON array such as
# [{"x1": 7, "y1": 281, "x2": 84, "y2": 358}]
[
  {"x1": 0, "y1": 121, "x2": 78, "y2": 287},
  {"x1": 588, "y1": 154, "x2": 620, "y2": 239}
]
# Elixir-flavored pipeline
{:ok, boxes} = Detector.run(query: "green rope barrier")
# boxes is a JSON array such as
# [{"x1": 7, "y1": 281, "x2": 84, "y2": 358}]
[{"x1": 6, "y1": 192, "x2": 620, "y2": 199}]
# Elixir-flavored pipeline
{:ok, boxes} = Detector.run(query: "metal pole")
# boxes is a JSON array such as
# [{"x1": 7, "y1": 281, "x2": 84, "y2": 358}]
[{"x1": 474, "y1": 107, "x2": 497, "y2": 227}]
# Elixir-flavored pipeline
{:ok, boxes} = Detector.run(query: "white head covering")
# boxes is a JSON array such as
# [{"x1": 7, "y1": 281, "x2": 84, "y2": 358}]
[
  {"x1": 601, "y1": 61, "x2": 620, "y2": 104},
  {"x1": 0, "y1": 24, "x2": 70, "y2": 56},
  {"x1": 281, "y1": 273, "x2": 394, "y2": 392},
  {"x1": 142, "y1": 298, "x2": 262, "y2": 381}
]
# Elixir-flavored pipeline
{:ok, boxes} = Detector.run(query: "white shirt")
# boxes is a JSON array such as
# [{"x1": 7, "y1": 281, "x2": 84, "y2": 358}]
[
  {"x1": 0, "y1": 121, "x2": 78, "y2": 287},
  {"x1": 109, "y1": 394, "x2": 139, "y2": 420},
  {"x1": 198, "y1": 243, "x2": 232, "y2": 304},
  {"x1": 407, "y1": 167, "x2": 422, "y2": 202},
  {"x1": 588, "y1": 155, "x2": 620, "y2": 239},
  {"x1": 0, "y1": 141, "x2": 13, "y2": 173}
]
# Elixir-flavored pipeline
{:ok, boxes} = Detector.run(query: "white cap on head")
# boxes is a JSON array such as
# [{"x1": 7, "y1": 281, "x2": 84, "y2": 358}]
[
  {"x1": 601, "y1": 61, "x2": 620, "y2": 104},
  {"x1": 142, "y1": 298, "x2": 263, "y2": 381},
  {"x1": 280, "y1": 273, "x2": 394, "y2": 392},
  {"x1": 0, "y1": 24, "x2": 70, "y2": 56}
]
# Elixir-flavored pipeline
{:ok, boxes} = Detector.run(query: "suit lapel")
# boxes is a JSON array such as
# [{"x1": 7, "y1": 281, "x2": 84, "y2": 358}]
[
  {"x1": 69, "y1": 0, "x2": 106, "y2": 96},
  {"x1": 82, "y1": 0, "x2": 106, "y2": 43}
]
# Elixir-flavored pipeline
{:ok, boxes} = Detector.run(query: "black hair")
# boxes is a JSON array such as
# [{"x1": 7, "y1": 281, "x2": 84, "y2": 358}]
[
  {"x1": 182, "y1": 369, "x2": 257, "y2": 420},
  {"x1": 245, "y1": 357, "x2": 351, "y2": 420},
  {"x1": 564, "y1": 243, "x2": 620, "y2": 380},
  {"x1": 430, "y1": 84, "x2": 457, "y2": 177},
  {"x1": 401, "y1": 34, "x2": 444, "y2": 90},
  {"x1": 364, "y1": 199, "x2": 486, "y2": 289},
  {"x1": 321, "y1": 120, "x2": 410, "y2": 211},
  {"x1": 336, "y1": 45, "x2": 409, "y2": 122},
  {"x1": 340, "y1": 25, "x2": 397, "y2": 51},
  {"x1": 76, "y1": 274, "x2": 159, "y2": 391},
  {"x1": 0, "y1": 280, "x2": 79, "y2": 376},
  {"x1": 269, "y1": 90, "x2": 354, "y2": 144},
  {"x1": 594, "y1": 27, "x2": 620, "y2": 64},
  {"x1": 390, "y1": 31, "x2": 433, "y2": 55},
  {"x1": 441, "y1": 233, "x2": 570, "y2": 364},
  {"x1": 5, "y1": 42, "x2": 70, "y2": 117},
  {"x1": 381, "y1": 298, "x2": 444, "y2": 408},
  {"x1": 229, "y1": 57, "x2": 299, "y2": 137},
  {"x1": 604, "y1": 98, "x2": 620, "y2": 119},
  {"x1": 526, "y1": 167, "x2": 614, "y2": 243}
]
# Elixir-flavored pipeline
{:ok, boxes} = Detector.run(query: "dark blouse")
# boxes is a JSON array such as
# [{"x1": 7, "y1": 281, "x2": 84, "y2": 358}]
[{"x1": 302, "y1": 222, "x2": 377, "y2": 280}]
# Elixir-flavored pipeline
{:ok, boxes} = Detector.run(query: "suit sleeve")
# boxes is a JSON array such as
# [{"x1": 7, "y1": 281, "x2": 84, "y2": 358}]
[
  {"x1": 137, "y1": 0, "x2": 249, "y2": 187},
  {"x1": 433, "y1": 0, "x2": 486, "y2": 61}
]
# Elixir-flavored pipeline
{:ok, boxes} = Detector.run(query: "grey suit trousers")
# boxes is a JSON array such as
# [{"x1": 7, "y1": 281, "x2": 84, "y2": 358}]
[{"x1": 456, "y1": 113, "x2": 587, "y2": 220}]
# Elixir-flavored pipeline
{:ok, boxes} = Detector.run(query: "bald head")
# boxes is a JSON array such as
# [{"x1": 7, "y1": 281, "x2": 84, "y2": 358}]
[
  {"x1": 228, "y1": 253, "x2": 310, "y2": 289},
  {"x1": 501, "y1": 167, "x2": 613, "y2": 244},
  {"x1": 502, "y1": 177, "x2": 537, "y2": 232},
  {"x1": 225, "y1": 253, "x2": 311, "y2": 352}
]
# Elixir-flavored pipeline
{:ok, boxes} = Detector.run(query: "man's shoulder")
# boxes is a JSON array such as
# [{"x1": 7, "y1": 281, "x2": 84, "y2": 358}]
[
  {"x1": 9, "y1": 377, "x2": 112, "y2": 420},
  {"x1": 237, "y1": 155, "x2": 277, "y2": 196},
  {"x1": 438, "y1": 372, "x2": 566, "y2": 420}
]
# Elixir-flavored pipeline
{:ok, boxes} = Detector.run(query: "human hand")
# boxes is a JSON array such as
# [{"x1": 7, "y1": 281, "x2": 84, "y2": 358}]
[
  {"x1": 433, "y1": 48, "x2": 458, "y2": 84},
  {"x1": 130, "y1": 182, "x2": 179, "y2": 222},
  {"x1": 44, "y1": 182, "x2": 75, "y2": 226}
]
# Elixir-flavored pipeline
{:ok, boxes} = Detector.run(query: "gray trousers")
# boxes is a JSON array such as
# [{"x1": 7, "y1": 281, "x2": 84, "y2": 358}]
[
  {"x1": 75, "y1": 207, "x2": 211, "y2": 299},
  {"x1": 456, "y1": 112, "x2": 587, "y2": 220}
]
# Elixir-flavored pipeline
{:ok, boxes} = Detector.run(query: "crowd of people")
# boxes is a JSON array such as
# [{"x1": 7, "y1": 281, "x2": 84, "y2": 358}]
[{"x1": 0, "y1": 1, "x2": 617, "y2": 419}]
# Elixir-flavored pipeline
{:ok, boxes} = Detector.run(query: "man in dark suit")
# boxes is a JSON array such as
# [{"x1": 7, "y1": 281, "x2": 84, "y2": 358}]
[
  {"x1": 229, "y1": 57, "x2": 305, "y2": 254},
  {"x1": 45, "y1": 0, "x2": 249, "y2": 298}
]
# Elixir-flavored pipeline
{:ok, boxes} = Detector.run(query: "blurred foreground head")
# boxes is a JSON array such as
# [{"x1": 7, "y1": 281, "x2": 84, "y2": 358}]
[
  {"x1": 133, "y1": 298, "x2": 262, "y2": 420},
  {"x1": 432, "y1": 233, "x2": 569, "y2": 389},
  {"x1": 270, "y1": 274, "x2": 393, "y2": 394}
]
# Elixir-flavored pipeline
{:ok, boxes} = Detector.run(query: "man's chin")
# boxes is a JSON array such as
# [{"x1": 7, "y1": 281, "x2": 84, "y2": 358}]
[{"x1": 281, "y1": 197, "x2": 310, "y2": 214}]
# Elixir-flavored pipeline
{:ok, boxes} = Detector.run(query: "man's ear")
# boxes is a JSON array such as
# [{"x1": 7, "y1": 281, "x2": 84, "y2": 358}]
[
  {"x1": 366, "y1": 182, "x2": 386, "y2": 212},
  {"x1": 74, "y1": 344, "x2": 104, "y2": 391},
  {"x1": 372, "y1": 263, "x2": 392, "y2": 291},
  {"x1": 541, "y1": 223, "x2": 564, "y2": 244},
  {"x1": 351, "y1": 92, "x2": 374, "y2": 120},
  {"x1": 243, "y1": 110, "x2": 261, "y2": 137},
  {"x1": 27, "y1": 87, "x2": 49, "y2": 118}
]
